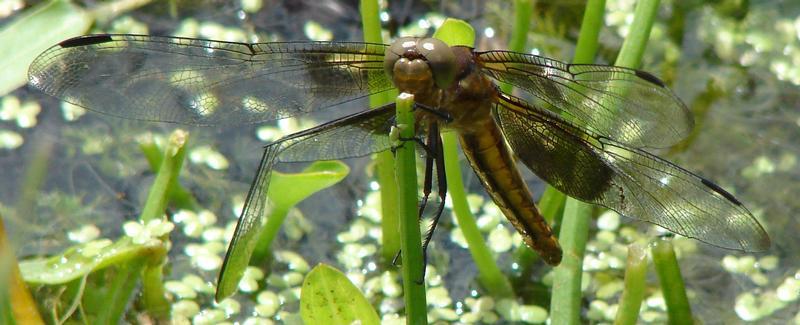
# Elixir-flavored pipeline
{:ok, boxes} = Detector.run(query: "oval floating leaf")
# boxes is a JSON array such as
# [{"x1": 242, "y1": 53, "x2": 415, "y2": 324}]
[{"x1": 300, "y1": 263, "x2": 379, "y2": 325}]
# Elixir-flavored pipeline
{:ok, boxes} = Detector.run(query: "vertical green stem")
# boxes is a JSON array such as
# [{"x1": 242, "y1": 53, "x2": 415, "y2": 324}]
[
  {"x1": 140, "y1": 247, "x2": 170, "y2": 319},
  {"x1": 94, "y1": 257, "x2": 148, "y2": 324},
  {"x1": 652, "y1": 239, "x2": 693, "y2": 324},
  {"x1": 549, "y1": 199, "x2": 592, "y2": 325},
  {"x1": 614, "y1": 244, "x2": 648, "y2": 325},
  {"x1": 360, "y1": 0, "x2": 401, "y2": 263},
  {"x1": 251, "y1": 206, "x2": 290, "y2": 262},
  {"x1": 395, "y1": 93, "x2": 427, "y2": 324},
  {"x1": 549, "y1": 1, "x2": 605, "y2": 323},
  {"x1": 139, "y1": 130, "x2": 188, "y2": 223},
  {"x1": 139, "y1": 138, "x2": 198, "y2": 210},
  {"x1": 138, "y1": 129, "x2": 188, "y2": 318},
  {"x1": 508, "y1": 0, "x2": 533, "y2": 56},
  {"x1": 573, "y1": 0, "x2": 607, "y2": 64},
  {"x1": 614, "y1": 0, "x2": 660, "y2": 68},
  {"x1": 612, "y1": 3, "x2": 674, "y2": 322},
  {"x1": 501, "y1": 0, "x2": 531, "y2": 98},
  {"x1": 551, "y1": 0, "x2": 663, "y2": 323},
  {"x1": 15, "y1": 132, "x2": 54, "y2": 222}
]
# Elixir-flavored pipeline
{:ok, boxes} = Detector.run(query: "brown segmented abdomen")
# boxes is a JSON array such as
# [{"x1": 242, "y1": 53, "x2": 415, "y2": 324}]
[{"x1": 458, "y1": 116, "x2": 563, "y2": 265}]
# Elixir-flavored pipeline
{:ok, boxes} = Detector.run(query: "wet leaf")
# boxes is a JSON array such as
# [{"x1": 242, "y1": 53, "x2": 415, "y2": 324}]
[
  {"x1": 300, "y1": 264, "x2": 379, "y2": 325},
  {"x1": 19, "y1": 237, "x2": 163, "y2": 284}
]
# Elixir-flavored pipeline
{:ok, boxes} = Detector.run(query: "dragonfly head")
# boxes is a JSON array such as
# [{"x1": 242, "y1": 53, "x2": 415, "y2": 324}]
[{"x1": 384, "y1": 37, "x2": 457, "y2": 92}]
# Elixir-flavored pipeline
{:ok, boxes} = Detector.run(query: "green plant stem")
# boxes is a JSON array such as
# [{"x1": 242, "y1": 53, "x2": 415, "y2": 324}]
[
  {"x1": 139, "y1": 138, "x2": 198, "y2": 210},
  {"x1": 251, "y1": 205, "x2": 289, "y2": 262},
  {"x1": 360, "y1": 0, "x2": 401, "y2": 263},
  {"x1": 94, "y1": 257, "x2": 148, "y2": 324},
  {"x1": 15, "y1": 130, "x2": 54, "y2": 223},
  {"x1": 359, "y1": 0, "x2": 382, "y2": 45},
  {"x1": 141, "y1": 248, "x2": 170, "y2": 319},
  {"x1": 551, "y1": 0, "x2": 663, "y2": 323},
  {"x1": 614, "y1": 244, "x2": 648, "y2": 325},
  {"x1": 376, "y1": 153, "x2": 400, "y2": 263},
  {"x1": 138, "y1": 129, "x2": 188, "y2": 318},
  {"x1": 549, "y1": 199, "x2": 592, "y2": 325},
  {"x1": 139, "y1": 130, "x2": 188, "y2": 223},
  {"x1": 652, "y1": 239, "x2": 693, "y2": 324},
  {"x1": 538, "y1": 186, "x2": 566, "y2": 224},
  {"x1": 549, "y1": 1, "x2": 605, "y2": 323},
  {"x1": 612, "y1": 2, "x2": 671, "y2": 320},
  {"x1": 441, "y1": 132, "x2": 514, "y2": 298},
  {"x1": 507, "y1": 0, "x2": 532, "y2": 63},
  {"x1": 573, "y1": 0, "x2": 607, "y2": 64},
  {"x1": 394, "y1": 93, "x2": 427, "y2": 324},
  {"x1": 615, "y1": 0, "x2": 660, "y2": 68}
]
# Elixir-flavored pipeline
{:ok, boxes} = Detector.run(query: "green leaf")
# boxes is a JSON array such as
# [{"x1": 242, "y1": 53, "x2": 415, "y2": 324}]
[
  {"x1": 268, "y1": 160, "x2": 350, "y2": 208},
  {"x1": 300, "y1": 264, "x2": 379, "y2": 325},
  {"x1": 0, "y1": 0, "x2": 93, "y2": 96},
  {"x1": 432, "y1": 18, "x2": 475, "y2": 47},
  {"x1": 19, "y1": 237, "x2": 164, "y2": 285},
  {"x1": 217, "y1": 160, "x2": 350, "y2": 300},
  {"x1": 79, "y1": 257, "x2": 148, "y2": 324}
]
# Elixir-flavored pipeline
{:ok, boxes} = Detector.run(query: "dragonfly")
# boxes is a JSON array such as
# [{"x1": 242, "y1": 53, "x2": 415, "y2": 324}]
[{"x1": 28, "y1": 34, "x2": 771, "y2": 300}]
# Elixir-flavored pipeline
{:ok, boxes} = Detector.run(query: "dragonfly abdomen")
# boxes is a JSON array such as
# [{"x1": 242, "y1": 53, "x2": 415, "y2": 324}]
[{"x1": 458, "y1": 117, "x2": 562, "y2": 265}]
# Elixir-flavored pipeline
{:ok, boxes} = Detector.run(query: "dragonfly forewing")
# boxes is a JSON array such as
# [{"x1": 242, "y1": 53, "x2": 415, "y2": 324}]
[{"x1": 28, "y1": 34, "x2": 394, "y2": 125}]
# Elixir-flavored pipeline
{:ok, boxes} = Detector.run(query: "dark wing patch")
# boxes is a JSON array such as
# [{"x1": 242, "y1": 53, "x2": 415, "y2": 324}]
[
  {"x1": 494, "y1": 94, "x2": 770, "y2": 252},
  {"x1": 59, "y1": 35, "x2": 114, "y2": 48}
]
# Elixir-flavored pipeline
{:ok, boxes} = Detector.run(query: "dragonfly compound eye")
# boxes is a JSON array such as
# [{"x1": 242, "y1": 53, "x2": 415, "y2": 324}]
[
  {"x1": 384, "y1": 37, "x2": 419, "y2": 80},
  {"x1": 417, "y1": 38, "x2": 457, "y2": 89}
]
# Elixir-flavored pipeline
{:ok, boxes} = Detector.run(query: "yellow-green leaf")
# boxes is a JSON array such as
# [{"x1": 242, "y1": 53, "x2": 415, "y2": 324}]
[{"x1": 300, "y1": 264, "x2": 379, "y2": 325}]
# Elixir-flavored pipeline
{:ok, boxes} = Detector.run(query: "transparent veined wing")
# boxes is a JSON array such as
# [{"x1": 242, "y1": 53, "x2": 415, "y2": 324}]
[
  {"x1": 28, "y1": 34, "x2": 393, "y2": 125},
  {"x1": 493, "y1": 94, "x2": 770, "y2": 252},
  {"x1": 478, "y1": 51, "x2": 693, "y2": 148}
]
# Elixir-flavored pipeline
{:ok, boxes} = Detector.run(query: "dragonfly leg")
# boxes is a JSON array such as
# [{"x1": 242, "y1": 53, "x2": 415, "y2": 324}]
[
  {"x1": 418, "y1": 123, "x2": 438, "y2": 220},
  {"x1": 417, "y1": 123, "x2": 447, "y2": 284},
  {"x1": 392, "y1": 123, "x2": 446, "y2": 282},
  {"x1": 414, "y1": 102, "x2": 453, "y2": 123},
  {"x1": 391, "y1": 134, "x2": 431, "y2": 155}
]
